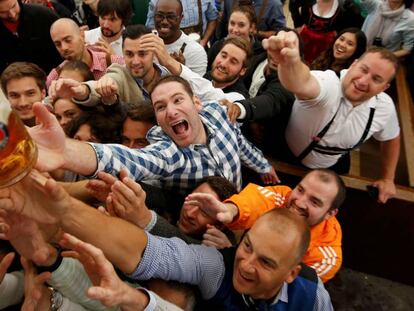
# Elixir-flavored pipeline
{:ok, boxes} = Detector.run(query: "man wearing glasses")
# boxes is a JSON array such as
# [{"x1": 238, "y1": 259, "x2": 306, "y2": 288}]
[
  {"x1": 0, "y1": 0, "x2": 62, "y2": 74},
  {"x1": 153, "y1": 0, "x2": 208, "y2": 76},
  {"x1": 146, "y1": 0, "x2": 218, "y2": 48}
]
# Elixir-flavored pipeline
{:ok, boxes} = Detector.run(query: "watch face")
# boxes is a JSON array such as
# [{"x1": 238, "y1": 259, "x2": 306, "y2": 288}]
[{"x1": 49, "y1": 287, "x2": 64, "y2": 311}]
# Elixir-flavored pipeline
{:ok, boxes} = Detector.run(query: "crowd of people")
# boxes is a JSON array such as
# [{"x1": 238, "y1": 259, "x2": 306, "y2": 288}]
[{"x1": 0, "y1": 0, "x2": 411, "y2": 310}]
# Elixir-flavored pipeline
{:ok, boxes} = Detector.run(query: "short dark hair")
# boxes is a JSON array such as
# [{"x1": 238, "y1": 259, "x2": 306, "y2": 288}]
[
  {"x1": 57, "y1": 60, "x2": 94, "y2": 82},
  {"x1": 1, "y1": 62, "x2": 46, "y2": 94},
  {"x1": 151, "y1": 75, "x2": 194, "y2": 100},
  {"x1": 97, "y1": 0, "x2": 132, "y2": 24},
  {"x1": 126, "y1": 102, "x2": 156, "y2": 125},
  {"x1": 360, "y1": 46, "x2": 399, "y2": 81},
  {"x1": 67, "y1": 110, "x2": 124, "y2": 143},
  {"x1": 122, "y1": 24, "x2": 151, "y2": 46},
  {"x1": 307, "y1": 169, "x2": 346, "y2": 211},
  {"x1": 221, "y1": 36, "x2": 252, "y2": 68},
  {"x1": 155, "y1": 0, "x2": 183, "y2": 15},
  {"x1": 194, "y1": 176, "x2": 238, "y2": 201}
]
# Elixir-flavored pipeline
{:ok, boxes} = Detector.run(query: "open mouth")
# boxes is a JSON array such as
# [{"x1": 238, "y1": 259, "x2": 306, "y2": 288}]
[{"x1": 171, "y1": 120, "x2": 189, "y2": 135}]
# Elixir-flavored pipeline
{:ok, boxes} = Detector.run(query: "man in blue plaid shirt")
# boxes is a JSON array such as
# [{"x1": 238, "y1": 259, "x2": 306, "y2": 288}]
[{"x1": 29, "y1": 75, "x2": 278, "y2": 193}]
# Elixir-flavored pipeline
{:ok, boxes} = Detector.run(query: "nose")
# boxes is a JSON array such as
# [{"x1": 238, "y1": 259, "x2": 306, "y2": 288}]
[
  {"x1": 294, "y1": 194, "x2": 307, "y2": 210},
  {"x1": 102, "y1": 20, "x2": 109, "y2": 28},
  {"x1": 165, "y1": 104, "x2": 178, "y2": 118},
  {"x1": 358, "y1": 74, "x2": 370, "y2": 85},
  {"x1": 240, "y1": 255, "x2": 256, "y2": 274},
  {"x1": 131, "y1": 54, "x2": 141, "y2": 64}
]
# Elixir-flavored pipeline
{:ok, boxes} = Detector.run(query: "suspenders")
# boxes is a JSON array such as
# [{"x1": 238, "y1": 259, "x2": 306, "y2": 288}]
[{"x1": 297, "y1": 105, "x2": 376, "y2": 162}]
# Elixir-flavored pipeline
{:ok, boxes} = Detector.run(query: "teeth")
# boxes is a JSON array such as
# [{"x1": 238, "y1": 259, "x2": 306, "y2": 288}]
[{"x1": 171, "y1": 120, "x2": 185, "y2": 126}]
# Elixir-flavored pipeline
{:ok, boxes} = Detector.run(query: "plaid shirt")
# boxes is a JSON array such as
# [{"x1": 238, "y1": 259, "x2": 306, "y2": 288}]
[
  {"x1": 90, "y1": 102, "x2": 271, "y2": 193},
  {"x1": 46, "y1": 47, "x2": 125, "y2": 88}
]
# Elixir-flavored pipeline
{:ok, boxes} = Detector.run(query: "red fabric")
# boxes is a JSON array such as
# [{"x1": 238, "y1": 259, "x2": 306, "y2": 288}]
[
  {"x1": 300, "y1": 25, "x2": 336, "y2": 65},
  {"x1": 2, "y1": 20, "x2": 19, "y2": 34}
]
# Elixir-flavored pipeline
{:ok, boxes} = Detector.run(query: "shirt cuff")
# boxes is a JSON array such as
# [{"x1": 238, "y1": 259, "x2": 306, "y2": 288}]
[
  {"x1": 145, "y1": 210, "x2": 157, "y2": 231},
  {"x1": 72, "y1": 83, "x2": 95, "y2": 107},
  {"x1": 139, "y1": 288, "x2": 157, "y2": 311},
  {"x1": 234, "y1": 102, "x2": 246, "y2": 120}
]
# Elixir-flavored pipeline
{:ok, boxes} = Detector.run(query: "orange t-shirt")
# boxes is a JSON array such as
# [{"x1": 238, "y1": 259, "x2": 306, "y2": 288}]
[{"x1": 225, "y1": 183, "x2": 342, "y2": 282}]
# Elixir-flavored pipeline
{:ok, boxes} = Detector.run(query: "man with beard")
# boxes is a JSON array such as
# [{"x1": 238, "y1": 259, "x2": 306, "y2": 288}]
[
  {"x1": 84, "y1": 0, "x2": 132, "y2": 57},
  {"x1": 204, "y1": 36, "x2": 250, "y2": 98},
  {"x1": 47, "y1": 17, "x2": 124, "y2": 88},
  {"x1": 0, "y1": 0, "x2": 62, "y2": 74},
  {"x1": 152, "y1": 0, "x2": 208, "y2": 76},
  {"x1": 186, "y1": 168, "x2": 346, "y2": 283}
]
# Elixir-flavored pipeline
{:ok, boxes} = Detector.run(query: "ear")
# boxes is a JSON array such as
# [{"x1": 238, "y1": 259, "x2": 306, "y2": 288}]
[
  {"x1": 323, "y1": 208, "x2": 338, "y2": 221},
  {"x1": 382, "y1": 83, "x2": 391, "y2": 92},
  {"x1": 193, "y1": 95, "x2": 203, "y2": 112},
  {"x1": 285, "y1": 264, "x2": 302, "y2": 284},
  {"x1": 239, "y1": 66, "x2": 247, "y2": 77}
]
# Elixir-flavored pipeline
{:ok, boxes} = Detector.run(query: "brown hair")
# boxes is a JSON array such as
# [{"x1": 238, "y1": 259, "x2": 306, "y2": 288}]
[
  {"x1": 151, "y1": 75, "x2": 194, "y2": 99},
  {"x1": 194, "y1": 176, "x2": 238, "y2": 201},
  {"x1": 1, "y1": 62, "x2": 46, "y2": 94},
  {"x1": 230, "y1": 5, "x2": 257, "y2": 27},
  {"x1": 221, "y1": 36, "x2": 252, "y2": 67},
  {"x1": 126, "y1": 102, "x2": 156, "y2": 125}
]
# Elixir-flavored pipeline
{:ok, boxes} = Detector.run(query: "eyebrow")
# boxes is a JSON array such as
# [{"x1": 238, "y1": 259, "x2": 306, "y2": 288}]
[{"x1": 245, "y1": 234, "x2": 278, "y2": 267}]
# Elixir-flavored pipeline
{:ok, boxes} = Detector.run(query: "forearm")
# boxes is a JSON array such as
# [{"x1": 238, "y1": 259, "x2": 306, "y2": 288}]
[
  {"x1": 278, "y1": 61, "x2": 318, "y2": 99},
  {"x1": 201, "y1": 20, "x2": 217, "y2": 44},
  {"x1": 60, "y1": 180, "x2": 94, "y2": 203},
  {"x1": 62, "y1": 198, "x2": 147, "y2": 274},
  {"x1": 380, "y1": 135, "x2": 400, "y2": 181},
  {"x1": 393, "y1": 48, "x2": 411, "y2": 58},
  {"x1": 63, "y1": 140, "x2": 98, "y2": 176}
]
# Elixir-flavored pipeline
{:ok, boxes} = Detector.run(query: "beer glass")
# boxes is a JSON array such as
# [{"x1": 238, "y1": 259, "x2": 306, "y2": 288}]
[{"x1": 0, "y1": 104, "x2": 37, "y2": 188}]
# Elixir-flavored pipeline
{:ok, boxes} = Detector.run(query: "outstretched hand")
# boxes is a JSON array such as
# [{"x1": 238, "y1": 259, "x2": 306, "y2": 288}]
[
  {"x1": 184, "y1": 193, "x2": 238, "y2": 224},
  {"x1": 48, "y1": 78, "x2": 88, "y2": 102},
  {"x1": 0, "y1": 170, "x2": 72, "y2": 226},
  {"x1": 106, "y1": 175, "x2": 151, "y2": 229},
  {"x1": 60, "y1": 233, "x2": 150, "y2": 311},
  {"x1": 29, "y1": 102, "x2": 66, "y2": 172},
  {"x1": 21, "y1": 257, "x2": 51, "y2": 311}
]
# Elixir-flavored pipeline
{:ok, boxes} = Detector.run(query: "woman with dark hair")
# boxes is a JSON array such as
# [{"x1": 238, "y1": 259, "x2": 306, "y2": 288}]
[
  {"x1": 311, "y1": 28, "x2": 367, "y2": 76},
  {"x1": 361, "y1": 0, "x2": 414, "y2": 58}
]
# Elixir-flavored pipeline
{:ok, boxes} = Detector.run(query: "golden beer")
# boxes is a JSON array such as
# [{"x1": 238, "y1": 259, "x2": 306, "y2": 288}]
[{"x1": 0, "y1": 106, "x2": 37, "y2": 188}]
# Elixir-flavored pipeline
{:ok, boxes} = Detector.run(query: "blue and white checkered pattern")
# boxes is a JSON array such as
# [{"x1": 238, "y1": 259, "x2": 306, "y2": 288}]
[{"x1": 90, "y1": 102, "x2": 271, "y2": 193}]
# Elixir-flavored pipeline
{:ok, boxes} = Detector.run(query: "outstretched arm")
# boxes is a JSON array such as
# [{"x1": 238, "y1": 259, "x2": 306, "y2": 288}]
[
  {"x1": 263, "y1": 31, "x2": 320, "y2": 100},
  {"x1": 0, "y1": 172, "x2": 147, "y2": 274},
  {"x1": 29, "y1": 103, "x2": 98, "y2": 175}
]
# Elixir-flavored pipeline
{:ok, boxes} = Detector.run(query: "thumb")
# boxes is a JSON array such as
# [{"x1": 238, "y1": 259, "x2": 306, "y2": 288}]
[{"x1": 32, "y1": 102, "x2": 56, "y2": 127}]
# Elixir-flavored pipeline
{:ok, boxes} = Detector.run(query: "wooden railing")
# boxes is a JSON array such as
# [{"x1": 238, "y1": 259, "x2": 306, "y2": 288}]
[{"x1": 395, "y1": 66, "x2": 414, "y2": 187}]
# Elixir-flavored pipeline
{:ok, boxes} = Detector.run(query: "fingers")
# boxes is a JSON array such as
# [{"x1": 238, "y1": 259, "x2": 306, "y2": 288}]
[
  {"x1": 95, "y1": 77, "x2": 118, "y2": 98},
  {"x1": 32, "y1": 102, "x2": 57, "y2": 128},
  {"x1": 0, "y1": 252, "x2": 15, "y2": 280},
  {"x1": 202, "y1": 226, "x2": 232, "y2": 248}
]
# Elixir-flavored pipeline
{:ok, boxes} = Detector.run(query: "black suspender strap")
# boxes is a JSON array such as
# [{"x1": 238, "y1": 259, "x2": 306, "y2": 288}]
[
  {"x1": 297, "y1": 106, "x2": 376, "y2": 161},
  {"x1": 296, "y1": 105, "x2": 341, "y2": 161}
]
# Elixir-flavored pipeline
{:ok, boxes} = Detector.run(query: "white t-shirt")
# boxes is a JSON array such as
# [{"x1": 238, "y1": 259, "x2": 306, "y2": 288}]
[
  {"x1": 84, "y1": 27, "x2": 123, "y2": 57},
  {"x1": 166, "y1": 31, "x2": 208, "y2": 77},
  {"x1": 285, "y1": 69, "x2": 400, "y2": 168}
]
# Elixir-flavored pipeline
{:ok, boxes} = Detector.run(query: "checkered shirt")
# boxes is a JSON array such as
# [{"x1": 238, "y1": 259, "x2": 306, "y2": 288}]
[{"x1": 90, "y1": 102, "x2": 271, "y2": 193}]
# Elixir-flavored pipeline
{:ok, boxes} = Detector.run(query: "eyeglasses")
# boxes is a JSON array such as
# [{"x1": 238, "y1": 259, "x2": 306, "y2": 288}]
[{"x1": 154, "y1": 12, "x2": 179, "y2": 23}]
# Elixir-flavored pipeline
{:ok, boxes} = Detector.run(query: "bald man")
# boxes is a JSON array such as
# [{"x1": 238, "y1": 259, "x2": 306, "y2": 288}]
[{"x1": 46, "y1": 18, "x2": 125, "y2": 88}]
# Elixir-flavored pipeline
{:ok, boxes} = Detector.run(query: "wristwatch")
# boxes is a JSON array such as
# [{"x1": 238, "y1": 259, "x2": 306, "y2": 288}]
[{"x1": 48, "y1": 287, "x2": 63, "y2": 311}]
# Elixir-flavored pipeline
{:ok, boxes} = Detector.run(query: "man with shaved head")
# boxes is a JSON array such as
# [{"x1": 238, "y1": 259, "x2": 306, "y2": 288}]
[
  {"x1": 0, "y1": 0, "x2": 62, "y2": 73},
  {"x1": 46, "y1": 17, "x2": 124, "y2": 87}
]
